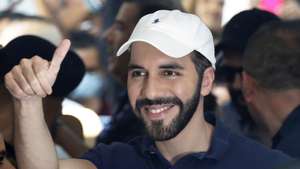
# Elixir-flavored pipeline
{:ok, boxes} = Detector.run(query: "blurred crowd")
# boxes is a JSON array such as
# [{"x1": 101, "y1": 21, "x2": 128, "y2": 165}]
[{"x1": 0, "y1": 0, "x2": 300, "y2": 168}]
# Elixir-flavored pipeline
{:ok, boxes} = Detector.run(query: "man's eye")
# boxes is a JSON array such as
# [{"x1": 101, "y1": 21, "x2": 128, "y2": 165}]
[
  {"x1": 131, "y1": 71, "x2": 146, "y2": 78},
  {"x1": 162, "y1": 70, "x2": 180, "y2": 77}
]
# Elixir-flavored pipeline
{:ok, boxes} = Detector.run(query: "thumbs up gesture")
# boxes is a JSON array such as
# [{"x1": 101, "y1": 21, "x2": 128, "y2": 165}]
[{"x1": 4, "y1": 39, "x2": 71, "y2": 100}]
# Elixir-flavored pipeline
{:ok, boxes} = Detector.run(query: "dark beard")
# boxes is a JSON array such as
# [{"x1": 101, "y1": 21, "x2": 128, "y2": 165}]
[{"x1": 135, "y1": 82, "x2": 201, "y2": 141}]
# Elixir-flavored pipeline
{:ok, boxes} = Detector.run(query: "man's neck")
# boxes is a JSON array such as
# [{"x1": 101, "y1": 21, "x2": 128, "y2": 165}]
[
  {"x1": 259, "y1": 89, "x2": 300, "y2": 138},
  {"x1": 155, "y1": 108, "x2": 214, "y2": 164}
]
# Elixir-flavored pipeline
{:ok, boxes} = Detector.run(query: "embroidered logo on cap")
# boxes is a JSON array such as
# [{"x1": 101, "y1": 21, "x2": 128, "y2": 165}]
[{"x1": 152, "y1": 18, "x2": 160, "y2": 24}]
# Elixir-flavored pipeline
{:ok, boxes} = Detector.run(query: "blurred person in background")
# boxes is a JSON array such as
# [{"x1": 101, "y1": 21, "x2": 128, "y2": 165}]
[
  {"x1": 278, "y1": 0, "x2": 300, "y2": 20},
  {"x1": 251, "y1": 0, "x2": 300, "y2": 20},
  {"x1": 96, "y1": 0, "x2": 180, "y2": 144},
  {"x1": 0, "y1": 35, "x2": 87, "y2": 158},
  {"x1": 0, "y1": 133, "x2": 15, "y2": 169},
  {"x1": 37, "y1": 0, "x2": 104, "y2": 35},
  {"x1": 242, "y1": 20, "x2": 300, "y2": 157},
  {"x1": 0, "y1": 12, "x2": 87, "y2": 158},
  {"x1": 181, "y1": 0, "x2": 224, "y2": 43},
  {"x1": 68, "y1": 30, "x2": 105, "y2": 115},
  {"x1": 215, "y1": 9, "x2": 280, "y2": 141}
]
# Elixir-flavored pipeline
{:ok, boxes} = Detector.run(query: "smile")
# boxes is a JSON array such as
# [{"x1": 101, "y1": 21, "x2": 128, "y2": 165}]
[{"x1": 143, "y1": 104, "x2": 175, "y2": 120}]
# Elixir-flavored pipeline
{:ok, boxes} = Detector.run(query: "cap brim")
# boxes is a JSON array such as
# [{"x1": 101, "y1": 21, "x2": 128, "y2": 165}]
[{"x1": 117, "y1": 28, "x2": 193, "y2": 58}]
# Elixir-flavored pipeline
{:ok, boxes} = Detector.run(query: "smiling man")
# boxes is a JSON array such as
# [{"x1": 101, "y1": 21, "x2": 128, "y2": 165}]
[{"x1": 4, "y1": 10, "x2": 291, "y2": 169}]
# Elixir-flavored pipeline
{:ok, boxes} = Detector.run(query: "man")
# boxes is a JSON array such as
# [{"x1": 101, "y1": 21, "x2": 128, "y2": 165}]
[
  {"x1": 216, "y1": 9, "x2": 280, "y2": 140},
  {"x1": 4, "y1": 10, "x2": 291, "y2": 169},
  {"x1": 97, "y1": 0, "x2": 176, "y2": 144},
  {"x1": 242, "y1": 20, "x2": 300, "y2": 157}
]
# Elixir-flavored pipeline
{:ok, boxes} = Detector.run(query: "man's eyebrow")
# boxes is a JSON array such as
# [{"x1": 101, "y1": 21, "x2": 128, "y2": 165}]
[
  {"x1": 159, "y1": 63, "x2": 184, "y2": 70},
  {"x1": 128, "y1": 64, "x2": 144, "y2": 71}
]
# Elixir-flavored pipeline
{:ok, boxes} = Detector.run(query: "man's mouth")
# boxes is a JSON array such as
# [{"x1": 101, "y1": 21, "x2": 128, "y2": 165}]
[{"x1": 142, "y1": 104, "x2": 175, "y2": 121}]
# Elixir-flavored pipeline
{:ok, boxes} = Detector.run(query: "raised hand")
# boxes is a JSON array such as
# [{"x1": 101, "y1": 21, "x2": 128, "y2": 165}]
[{"x1": 4, "y1": 39, "x2": 71, "y2": 100}]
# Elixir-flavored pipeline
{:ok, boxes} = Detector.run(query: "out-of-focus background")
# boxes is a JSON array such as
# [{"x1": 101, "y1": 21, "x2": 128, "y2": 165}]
[{"x1": 0, "y1": 0, "x2": 300, "y2": 167}]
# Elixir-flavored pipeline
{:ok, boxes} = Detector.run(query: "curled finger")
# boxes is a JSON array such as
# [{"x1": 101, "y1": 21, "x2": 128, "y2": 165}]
[
  {"x1": 4, "y1": 72, "x2": 28, "y2": 99},
  {"x1": 10, "y1": 65, "x2": 34, "y2": 95},
  {"x1": 20, "y1": 57, "x2": 47, "y2": 97}
]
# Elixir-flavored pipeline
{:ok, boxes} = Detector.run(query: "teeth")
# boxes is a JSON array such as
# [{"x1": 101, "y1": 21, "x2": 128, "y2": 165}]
[{"x1": 148, "y1": 106, "x2": 169, "y2": 114}]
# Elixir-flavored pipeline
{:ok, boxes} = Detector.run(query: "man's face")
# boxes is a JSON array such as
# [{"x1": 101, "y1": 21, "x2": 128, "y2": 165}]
[
  {"x1": 194, "y1": 0, "x2": 224, "y2": 33},
  {"x1": 127, "y1": 42, "x2": 202, "y2": 141}
]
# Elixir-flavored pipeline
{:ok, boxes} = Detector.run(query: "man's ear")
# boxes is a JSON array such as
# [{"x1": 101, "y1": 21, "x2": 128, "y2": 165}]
[
  {"x1": 201, "y1": 67, "x2": 214, "y2": 96},
  {"x1": 242, "y1": 71, "x2": 257, "y2": 103}
]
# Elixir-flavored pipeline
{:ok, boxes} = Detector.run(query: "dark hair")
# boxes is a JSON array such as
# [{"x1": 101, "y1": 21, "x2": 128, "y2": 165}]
[
  {"x1": 68, "y1": 30, "x2": 98, "y2": 49},
  {"x1": 123, "y1": 0, "x2": 180, "y2": 20},
  {"x1": 243, "y1": 20, "x2": 300, "y2": 90},
  {"x1": 191, "y1": 51, "x2": 212, "y2": 77}
]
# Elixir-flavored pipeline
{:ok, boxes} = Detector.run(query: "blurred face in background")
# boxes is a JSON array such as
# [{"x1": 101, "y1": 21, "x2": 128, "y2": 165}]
[
  {"x1": 194, "y1": 0, "x2": 224, "y2": 33},
  {"x1": 103, "y1": 2, "x2": 140, "y2": 84},
  {"x1": 103, "y1": 2, "x2": 140, "y2": 58},
  {"x1": 278, "y1": 0, "x2": 300, "y2": 20},
  {"x1": 219, "y1": 49, "x2": 252, "y2": 123}
]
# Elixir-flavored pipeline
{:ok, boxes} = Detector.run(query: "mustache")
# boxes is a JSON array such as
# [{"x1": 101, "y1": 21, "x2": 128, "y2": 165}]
[{"x1": 136, "y1": 97, "x2": 182, "y2": 111}]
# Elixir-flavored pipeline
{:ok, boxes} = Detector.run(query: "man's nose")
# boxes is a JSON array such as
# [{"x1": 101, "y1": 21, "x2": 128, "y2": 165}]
[{"x1": 141, "y1": 76, "x2": 161, "y2": 100}]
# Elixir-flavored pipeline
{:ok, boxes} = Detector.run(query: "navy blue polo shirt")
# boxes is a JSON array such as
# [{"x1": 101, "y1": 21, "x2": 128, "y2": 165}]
[
  {"x1": 272, "y1": 105, "x2": 300, "y2": 158},
  {"x1": 82, "y1": 121, "x2": 291, "y2": 169}
]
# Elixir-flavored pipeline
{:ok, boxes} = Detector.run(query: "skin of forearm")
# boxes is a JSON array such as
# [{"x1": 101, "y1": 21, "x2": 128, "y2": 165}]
[{"x1": 13, "y1": 98, "x2": 58, "y2": 169}]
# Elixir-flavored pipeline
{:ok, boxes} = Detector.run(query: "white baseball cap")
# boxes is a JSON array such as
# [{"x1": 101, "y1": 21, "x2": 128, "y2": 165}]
[{"x1": 117, "y1": 10, "x2": 216, "y2": 69}]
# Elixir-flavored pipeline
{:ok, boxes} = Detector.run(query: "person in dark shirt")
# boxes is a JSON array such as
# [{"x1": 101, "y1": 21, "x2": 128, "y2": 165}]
[
  {"x1": 215, "y1": 9, "x2": 280, "y2": 141},
  {"x1": 4, "y1": 10, "x2": 291, "y2": 169},
  {"x1": 242, "y1": 20, "x2": 300, "y2": 157}
]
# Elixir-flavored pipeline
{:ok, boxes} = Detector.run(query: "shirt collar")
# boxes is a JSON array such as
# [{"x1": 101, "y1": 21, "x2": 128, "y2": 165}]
[
  {"x1": 272, "y1": 105, "x2": 300, "y2": 147},
  {"x1": 195, "y1": 119, "x2": 230, "y2": 160},
  {"x1": 132, "y1": 119, "x2": 231, "y2": 161}
]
